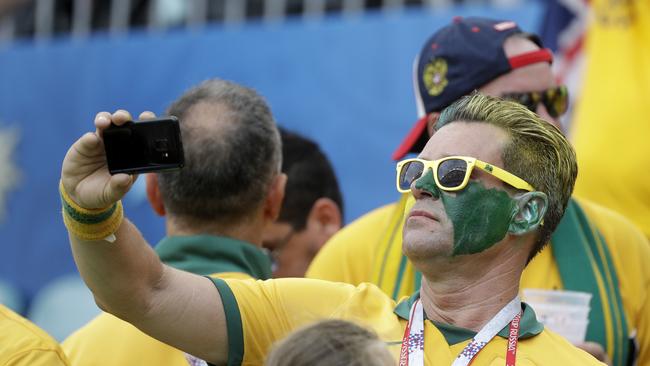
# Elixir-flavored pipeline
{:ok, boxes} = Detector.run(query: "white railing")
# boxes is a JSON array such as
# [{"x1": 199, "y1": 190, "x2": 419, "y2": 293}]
[{"x1": 0, "y1": 0, "x2": 523, "y2": 43}]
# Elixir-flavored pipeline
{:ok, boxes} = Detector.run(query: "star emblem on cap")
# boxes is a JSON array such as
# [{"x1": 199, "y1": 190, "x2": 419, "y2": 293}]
[{"x1": 423, "y1": 58, "x2": 448, "y2": 96}]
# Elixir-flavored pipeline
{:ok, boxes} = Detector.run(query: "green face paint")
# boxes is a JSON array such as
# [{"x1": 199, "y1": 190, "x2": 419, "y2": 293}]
[
  {"x1": 414, "y1": 170, "x2": 518, "y2": 255},
  {"x1": 414, "y1": 169, "x2": 440, "y2": 198}
]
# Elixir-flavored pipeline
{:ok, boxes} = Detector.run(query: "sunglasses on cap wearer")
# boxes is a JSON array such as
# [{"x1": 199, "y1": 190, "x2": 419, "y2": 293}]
[
  {"x1": 501, "y1": 85, "x2": 568, "y2": 118},
  {"x1": 395, "y1": 156, "x2": 535, "y2": 194}
]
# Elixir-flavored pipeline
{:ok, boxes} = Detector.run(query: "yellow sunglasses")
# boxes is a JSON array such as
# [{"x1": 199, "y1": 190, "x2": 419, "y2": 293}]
[{"x1": 395, "y1": 156, "x2": 535, "y2": 193}]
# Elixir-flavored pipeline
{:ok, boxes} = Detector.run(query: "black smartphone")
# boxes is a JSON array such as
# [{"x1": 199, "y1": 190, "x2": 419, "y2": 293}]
[{"x1": 103, "y1": 116, "x2": 184, "y2": 175}]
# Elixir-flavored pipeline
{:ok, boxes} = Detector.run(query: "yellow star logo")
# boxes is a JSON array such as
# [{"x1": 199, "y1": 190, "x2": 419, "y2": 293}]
[{"x1": 423, "y1": 58, "x2": 448, "y2": 96}]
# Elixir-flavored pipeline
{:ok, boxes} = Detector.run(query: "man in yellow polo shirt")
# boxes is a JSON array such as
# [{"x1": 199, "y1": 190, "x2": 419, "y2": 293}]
[
  {"x1": 0, "y1": 304, "x2": 70, "y2": 365},
  {"x1": 307, "y1": 17, "x2": 650, "y2": 366},
  {"x1": 58, "y1": 92, "x2": 603, "y2": 365}
]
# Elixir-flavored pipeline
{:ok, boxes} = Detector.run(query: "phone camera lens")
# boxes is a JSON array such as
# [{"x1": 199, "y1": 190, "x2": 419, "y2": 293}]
[{"x1": 154, "y1": 139, "x2": 169, "y2": 152}]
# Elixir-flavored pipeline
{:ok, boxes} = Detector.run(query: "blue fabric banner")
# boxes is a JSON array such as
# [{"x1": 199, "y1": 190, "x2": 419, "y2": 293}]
[{"x1": 0, "y1": 6, "x2": 540, "y2": 300}]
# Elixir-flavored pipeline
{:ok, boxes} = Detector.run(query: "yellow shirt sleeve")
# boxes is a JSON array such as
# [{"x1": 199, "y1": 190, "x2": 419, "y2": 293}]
[
  {"x1": 214, "y1": 277, "x2": 401, "y2": 365},
  {"x1": 0, "y1": 304, "x2": 70, "y2": 366}
]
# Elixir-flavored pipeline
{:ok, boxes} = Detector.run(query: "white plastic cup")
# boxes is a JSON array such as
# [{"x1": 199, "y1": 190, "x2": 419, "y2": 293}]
[
  {"x1": 529, "y1": 303, "x2": 590, "y2": 323},
  {"x1": 522, "y1": 289, "x2": 592, "y2": 344},
  {"x1": 523, "y1": 289, "x2": 592, "y2": 307}
]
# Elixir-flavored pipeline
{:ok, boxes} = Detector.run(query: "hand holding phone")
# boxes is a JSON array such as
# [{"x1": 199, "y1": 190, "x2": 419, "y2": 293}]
[{"x1": 103, "y1": 116, "x2": 185, "y2": 175}]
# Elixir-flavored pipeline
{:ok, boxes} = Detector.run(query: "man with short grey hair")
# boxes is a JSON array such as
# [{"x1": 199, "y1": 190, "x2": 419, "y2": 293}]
[{"x1": 62, "y1": 78, "x2": 286, "y2": 366}]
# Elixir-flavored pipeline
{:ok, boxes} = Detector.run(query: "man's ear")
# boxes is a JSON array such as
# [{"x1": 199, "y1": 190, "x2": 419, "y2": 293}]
[
  {"x1": 264, "y1": 173, "x2": 287, "y2": 222},
  {"x1": 426, "y1": 112, "x2": 441, "y2": 137},
  {"x1": 306, "y1": 197, "x2": 342, "y2": 250},
  {"x1": 145, "y1": 174, "x2": 166, "y2": 217},
  {"x1": 508, "y1": 191, "x2": 548, "y2": 235}
]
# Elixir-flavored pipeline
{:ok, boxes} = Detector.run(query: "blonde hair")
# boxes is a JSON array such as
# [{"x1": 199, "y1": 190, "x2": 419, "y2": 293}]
[
  {"x1": 437, "y1": 93, "x2": 577, "y2": 259},
  {"x1": 265, "y1": 319, "x2": 394, "y2": 366}
]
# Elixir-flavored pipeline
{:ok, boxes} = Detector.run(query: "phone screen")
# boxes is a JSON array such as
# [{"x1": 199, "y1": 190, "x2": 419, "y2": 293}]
[{"x1": 103, "y1": 117, "x2": 184, "y2": 175}]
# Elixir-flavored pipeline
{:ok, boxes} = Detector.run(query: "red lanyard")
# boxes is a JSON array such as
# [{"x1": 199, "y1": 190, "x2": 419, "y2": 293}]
[
  {"x1": 504, "y1": 312, "x2": 521, "y2": 366},
  {"x1": 399, "y1": 298, "x2": 522, "y2": 366},
  {"x1": 399, "y1": 309, "x2": 416, "y2": 365}
]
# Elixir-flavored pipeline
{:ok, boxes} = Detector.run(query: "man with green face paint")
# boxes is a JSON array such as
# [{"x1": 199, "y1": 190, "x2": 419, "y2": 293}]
[
  {"x1": 414, "y1": 174, "x2": 519, "y2": 256},
  {"x1": 308, "y1": 16, "x2": 650, "y2": 366},
  {"x1": 59, "y1": 93, "x2": 604, "y2": 365}
]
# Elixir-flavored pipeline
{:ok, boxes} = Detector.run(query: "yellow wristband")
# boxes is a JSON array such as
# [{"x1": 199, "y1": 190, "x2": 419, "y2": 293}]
[{"x1": 60, "y1": 181, "x2": 123, "y2": 241}]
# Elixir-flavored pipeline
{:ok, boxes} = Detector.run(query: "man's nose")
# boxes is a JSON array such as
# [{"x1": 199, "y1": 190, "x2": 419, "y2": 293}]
[{"x1": 412, "y1": 169, "x2": 440, "y2": 199}]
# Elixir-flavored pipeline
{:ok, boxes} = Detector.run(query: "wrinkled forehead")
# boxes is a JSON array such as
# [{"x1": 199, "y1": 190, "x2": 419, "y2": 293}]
[{"x1": 420, "y1": 121, "x2": 509, "y2": 165}]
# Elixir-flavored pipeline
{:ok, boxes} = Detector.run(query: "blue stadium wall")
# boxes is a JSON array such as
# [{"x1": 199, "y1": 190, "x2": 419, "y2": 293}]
[{"x1": 0, "y1": 4, "x2": 541, "y2": 300}]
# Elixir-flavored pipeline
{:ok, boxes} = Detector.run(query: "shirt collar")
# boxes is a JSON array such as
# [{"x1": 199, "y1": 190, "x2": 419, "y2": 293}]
[
  {"x1": 155, "y1": 235, "x2": 272, "y2": 280},
  {"x1": 393, "y1": 291, "x2": 544, "y2": 343}
]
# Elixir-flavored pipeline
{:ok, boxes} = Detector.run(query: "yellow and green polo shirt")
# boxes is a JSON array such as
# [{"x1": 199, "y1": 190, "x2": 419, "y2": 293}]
[
  {"x1": 307, "y1": 196, "x2": 650, "y2": 366},
  {"x1": 63, "y1": 235, "x2": 272, "y2": 366},
  {"x1": 0, "y1": 303, "x2": 70, "y2": 366},
  {"x1": 211, "y1": 277, "x2": 603, "y2": 365}
]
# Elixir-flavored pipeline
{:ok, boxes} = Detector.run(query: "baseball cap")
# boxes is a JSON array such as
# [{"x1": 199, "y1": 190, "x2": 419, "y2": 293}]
[{"x1": 392, "y1": 16, "x2": 553, "y2": 160}]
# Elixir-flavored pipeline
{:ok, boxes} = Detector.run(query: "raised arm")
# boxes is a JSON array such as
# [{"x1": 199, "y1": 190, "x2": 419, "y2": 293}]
[{"x1": 61, "y1": 110, "x2": 228, "y2": 365}]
